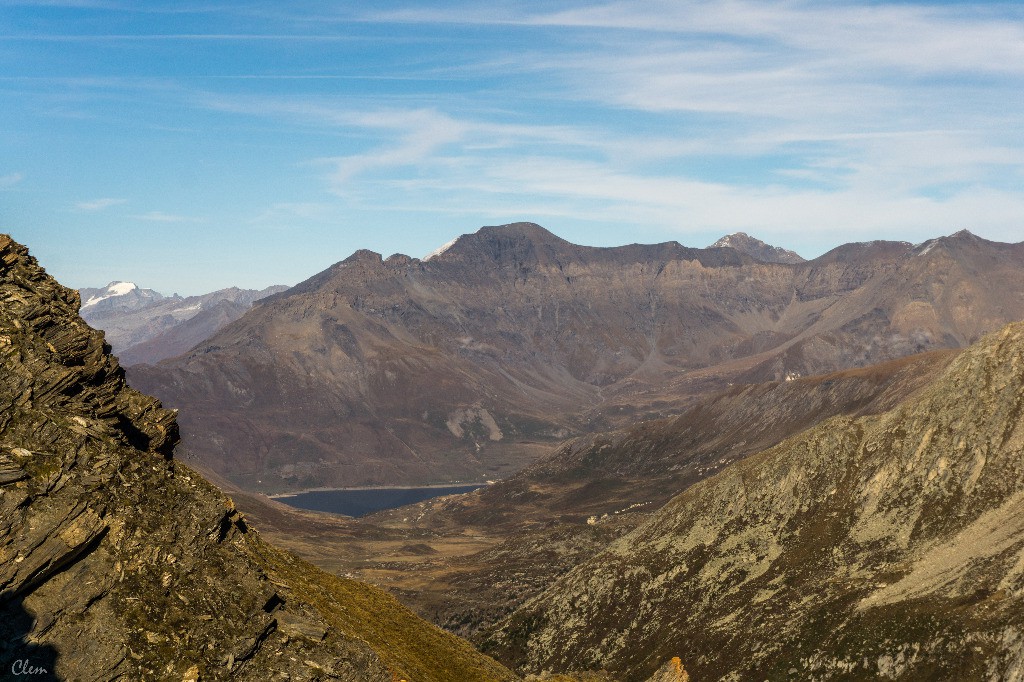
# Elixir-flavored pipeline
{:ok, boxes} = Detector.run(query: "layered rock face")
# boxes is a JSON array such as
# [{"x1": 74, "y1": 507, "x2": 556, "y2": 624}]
[
  {"x1": 0, "y1": 235, "x2": 516, "y2": 681},
  {"x1": 131, "y1": 223, "x2": 1024, "y2": 491},
  {"x1": 483, "y1": 322, "x2": 1024, "y2": 681}
]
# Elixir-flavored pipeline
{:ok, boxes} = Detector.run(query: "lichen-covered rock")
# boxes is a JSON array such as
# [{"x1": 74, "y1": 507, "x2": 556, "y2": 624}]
[
  {"x1": 644, "y1": 658, "x2": 689, "y2": 682},
  {"x1": 485, "y1": 320, "x2": 1024, "y2": 680},
  {"x1": 0, "y1": 235, "x2": 517, "y2": 681}
]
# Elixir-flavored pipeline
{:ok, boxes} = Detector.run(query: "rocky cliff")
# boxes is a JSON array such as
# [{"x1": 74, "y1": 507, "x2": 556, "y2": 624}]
[
  {"x1": 0, "y1": 234, "x2": 516, "y2": 681},
  {"x1": 483, "y1": 321, "x2": 1024, "y2": 680},
  {"x1": 130, "y1": 224, "x2": 1024, "y2": 491}
]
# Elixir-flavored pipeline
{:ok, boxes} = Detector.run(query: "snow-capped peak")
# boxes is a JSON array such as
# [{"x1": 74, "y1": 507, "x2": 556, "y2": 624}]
[
  {"x1": 424, "y1": 236, "x2": 459, "y2": 261},
  {"x1": 82, "y1": 281, "x2": 139, "y2": 308},
  {"x1": 107, "y1": 281, "x2": 138, "y2": 296}
]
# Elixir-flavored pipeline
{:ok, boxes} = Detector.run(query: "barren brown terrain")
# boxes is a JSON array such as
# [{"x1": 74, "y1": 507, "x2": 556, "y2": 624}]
[
  {"x1": 230, "y1": 347, "x2": 958, "y2": 640},
  {"x1": 131, "y1": 224, "x2": 1024, "y2": 493}
]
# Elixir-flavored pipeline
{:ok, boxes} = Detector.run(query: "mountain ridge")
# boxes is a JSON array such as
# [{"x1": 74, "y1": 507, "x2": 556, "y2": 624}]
[
  {"x1": 238, "y1": 347, "x2": 958, "y2": 647},
  {"x1": 81, "y1": 282, "x2": 288, "y2": 365},
  {"x1": 130, "y1": 223, "x2": 1024, "y2": 491}
]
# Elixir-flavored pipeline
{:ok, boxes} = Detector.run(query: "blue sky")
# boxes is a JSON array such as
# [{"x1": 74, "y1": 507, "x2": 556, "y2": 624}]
[{"x1": 2, "y1": 1, "x2": 1023, "y2": 294}]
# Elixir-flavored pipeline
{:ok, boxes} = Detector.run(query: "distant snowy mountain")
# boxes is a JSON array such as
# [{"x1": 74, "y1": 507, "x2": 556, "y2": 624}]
[
  {"x1": 79, "y1": 282, "x2": 288, "y2": 364},
  {"x1": 78, "y1": 281, "x2": 168, "y2": 313}
]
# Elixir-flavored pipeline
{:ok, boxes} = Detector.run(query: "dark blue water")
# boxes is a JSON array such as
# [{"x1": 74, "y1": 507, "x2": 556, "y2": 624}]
[{"x1": 273, "y1": 484, "x2": 485, "y2": 518}]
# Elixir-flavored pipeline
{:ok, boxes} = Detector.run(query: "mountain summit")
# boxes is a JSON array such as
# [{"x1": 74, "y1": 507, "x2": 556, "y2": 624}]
[
  {"x1": 426, "y1": 222, "x2": 579, "y2": 266},
  {"x1": 80, "y1": 283, "x2": 288, "y2": 365},
  {"x1": 78, "y1": 280, "x2": 164, "y2": 312},
  {"x1": 712, "y1": 232, "x2": 804, "y2": 263}
]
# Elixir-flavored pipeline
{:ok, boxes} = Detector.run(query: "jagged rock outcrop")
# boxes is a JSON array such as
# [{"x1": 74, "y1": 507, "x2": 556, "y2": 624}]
[
  {"x1": 0, "y1": 235, "x2": 516, "y2": 681},
  {"x1": 129, "y1": 224, "x2": 1024, "y2": 492},
  {"x1": 483, "y1": 321, "x2": 1024, "y2": 680}
]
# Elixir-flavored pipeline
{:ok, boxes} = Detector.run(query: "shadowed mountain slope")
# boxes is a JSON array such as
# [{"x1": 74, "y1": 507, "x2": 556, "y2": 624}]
[
  {"x1": 483, "y1": 321, "x2": 1024, "y2": 680},
  {"x1": 0, "y1": 235, "x2": 516, "y2": 681},
  {"x1": 130, "y1": 224, "x2": 1024, "y2": 491}
]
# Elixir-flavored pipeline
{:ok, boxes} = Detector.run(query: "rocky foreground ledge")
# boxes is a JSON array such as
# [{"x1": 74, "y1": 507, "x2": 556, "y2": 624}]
[{"x1": 0, "y1": 234, "x2": 517, "y2": 681}]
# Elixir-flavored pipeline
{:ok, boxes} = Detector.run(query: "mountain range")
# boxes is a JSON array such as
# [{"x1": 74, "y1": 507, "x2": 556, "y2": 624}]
[
  {"x1": 7, "y1": 224, "x2": 1024, "y2": 680},
  {"x1": 129, "y1": 223, "x2": 1024, "y2": 493},
  {"x1": 231, "y1": 345, "x2": 958, "y2": 642},
  {"x1": 79, "y1": 281, "x2": 287, "y2": 366},
  {"x1": 217, "y1": 292, "x2": 1024, "y2": 680},
  {"x1": 225, "y1": 316, "x2": 1024, "y2": 680}
]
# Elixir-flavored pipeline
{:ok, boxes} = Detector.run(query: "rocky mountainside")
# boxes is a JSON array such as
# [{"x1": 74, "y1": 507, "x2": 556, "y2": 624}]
[
  {"x1": 237, "y1": 348, "x2": 955, "y2": 646},
  {"x1": 130, "y1": 224, "x2": 1024, "y2": 492},
  {"x1": 711, "y1": 232, "x2": 805, "y2": 264},
  {"x1": 80, "y1": 283, "x2": 287, "y2": 364},
  {"x1": 442, "y1": 349, "x2": 956, "y2": 528},
  {"x1": 482, "y1": 321, "x2": 1024, "y2": 680},
  {"x1": 0, "y1": 234, "x2": 516, "y2": 681}
]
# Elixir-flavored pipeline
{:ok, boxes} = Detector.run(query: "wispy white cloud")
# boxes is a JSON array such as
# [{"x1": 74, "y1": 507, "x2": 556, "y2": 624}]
[
  {"x1": 20, "y1": 0, "x2": 1024, "y2": 268},
  {"x1": 75, "y1": 197, "x2": 126, "y2": 211},
  {"x1": 198, "y1": 93, "x2": 601, "y2": 187},
  {"x1": 3, "y1": 34, "x2": 375, "y2": 41},
  {"x1": 196, "y1": 81, "x2": 1024, "y2": 246},
  {"x1": 0, "y1": 172, "x2": 24, "y2": 188},
  {"x1": 372, "y1": 153, "x2": 1024, "y2": 247},
  {"x1": 129, "y1": 211, "x2": 198, "y2": 223},
  {"x1": 320, "y1": 110, "x2": 468, "y2": 188},
  {"x1": 250, "y1": 202, "x2": 335, "y2": 224},
  {"x1": 331, "y1": 1, "x2": 1024, "y2": 247},
  {"x1": 370, "y1": 1, "x2": 1024, "y2": 75}
]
